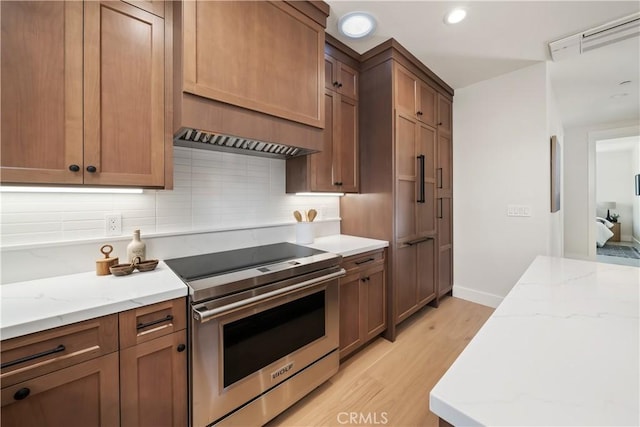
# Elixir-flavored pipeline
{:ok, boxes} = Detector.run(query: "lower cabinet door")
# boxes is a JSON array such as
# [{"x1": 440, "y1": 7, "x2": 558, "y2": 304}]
[
  {"x1": 1, "y1": 352, "x2": 119, "y2": 427},
  {"x1": 339, "y1": 273, "x2": 362, "y2": 358},
  {"x1": 364, "y1": 264, "x2": 386, "y2": 340},
  {"x1": 120, "y1": 330, "x2": 187, "y2": 427}
]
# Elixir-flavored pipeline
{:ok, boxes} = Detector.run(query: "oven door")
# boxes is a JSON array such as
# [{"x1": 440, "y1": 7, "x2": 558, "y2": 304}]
[{"x1": 190, "y1": 267, "x2": 343, "y2": 426}]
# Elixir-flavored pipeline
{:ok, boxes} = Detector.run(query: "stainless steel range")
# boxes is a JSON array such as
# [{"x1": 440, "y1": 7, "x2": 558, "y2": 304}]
[{"x1": 165, "y1": 243, "x2": 344, "y2": 426}]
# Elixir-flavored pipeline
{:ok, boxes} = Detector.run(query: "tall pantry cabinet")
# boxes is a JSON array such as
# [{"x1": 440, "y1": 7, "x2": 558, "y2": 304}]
[{"x1": 340, "y1": 40, "x2": 454, "y2": 341}]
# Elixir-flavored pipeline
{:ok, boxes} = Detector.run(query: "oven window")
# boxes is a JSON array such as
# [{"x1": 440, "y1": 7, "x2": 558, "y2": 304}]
[{"x1": 223, "y1": 290, "x2": 325, "y2": 388}]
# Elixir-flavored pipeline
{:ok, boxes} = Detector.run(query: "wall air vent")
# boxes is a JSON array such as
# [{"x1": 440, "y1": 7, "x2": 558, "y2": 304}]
[
  {"x1": 173, "y1": 128, "x2": 314, "y2": 159},
  {"x1": 549, "y1": 12, "x2": 640, "y2": 61}
]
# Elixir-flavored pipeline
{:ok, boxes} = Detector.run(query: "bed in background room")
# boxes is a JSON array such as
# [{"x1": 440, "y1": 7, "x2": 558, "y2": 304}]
[{"x1": 596, "y1": 217, "x2": 614, "y2": 247}]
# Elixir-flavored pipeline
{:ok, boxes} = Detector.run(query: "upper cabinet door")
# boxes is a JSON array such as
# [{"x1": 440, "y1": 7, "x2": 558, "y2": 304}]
[
  {"x1": 182, "y1": 1, "x2": 325, "y2": 128},
  {"x1": 0, "y1": 1, "x2": 84, "y2": 185},
  {"x1": 83, "y1": 1, "x2": 165, "y2": 187},
  {"x1": 417, "y1": 82, "x2": 437, "y2": 127},
  {"x1": 394, "y1": 65, "x2": 417, "y2": 119},
  {"x1": 438, "y1": 94, "x2": 453, "y2": 135},
  {"x1": 338, "y1": 62, "x2": 358, "y2": 101}
]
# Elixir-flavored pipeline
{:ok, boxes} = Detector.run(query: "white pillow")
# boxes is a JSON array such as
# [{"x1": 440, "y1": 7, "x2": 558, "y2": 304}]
[{"x1": 596, "y1": 217, "x2": 614, "y2": 229}]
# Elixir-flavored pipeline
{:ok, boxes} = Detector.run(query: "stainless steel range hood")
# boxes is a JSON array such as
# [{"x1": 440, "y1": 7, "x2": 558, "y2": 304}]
[{"x1": 174, "y1": 128, "x2": 314, "y2": 159}]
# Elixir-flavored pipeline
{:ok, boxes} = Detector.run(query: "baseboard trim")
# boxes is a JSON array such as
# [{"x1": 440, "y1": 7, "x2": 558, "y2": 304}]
[{"x1": 452, "y1": 285, "x2": 503, "y2": 308}]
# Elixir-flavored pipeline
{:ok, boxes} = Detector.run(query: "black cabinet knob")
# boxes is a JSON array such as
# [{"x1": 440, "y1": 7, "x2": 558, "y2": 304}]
[
  {"x1": 14, "y1": 387, "x2": 30, "y2": 401},
  {"x1": 338, "y1": 83, "x2": 343, "y2": 88},
  {"x1": 438, "y1": 122, "x2": 443, "y2": 126},
  {"x1": 177, "y1": 344, "x2": 186, "y2": 352},
  {"x1": 86, "y1": 165, "x2": 97, "y2": 173},
  {"x1": 333, "y1": 81, "x2": 339, "y2": 87},
  {"x1": 417, "y1": 111, "x2": 423, "y2": 116},
  {"x1": 334, "y1": 181, "x2": 343, "y2": 186},
  {"x1": 68, "y1": 164, "x2": 80, "y2": 172}
]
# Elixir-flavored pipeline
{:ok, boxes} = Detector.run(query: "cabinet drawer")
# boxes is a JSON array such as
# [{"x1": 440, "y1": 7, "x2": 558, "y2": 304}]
[
  {"x1": 1, "y1": 315, "x2": 118, "y2": 387},
  {"x1": 119, "y1": 297, "x2": 186, "y2": 349},
  {"x1": 1, "y1": 352, "x2": 120, "y2": 426},
  {"x1": 341, "y1": 250, "x2": 385, "y2": 273}
]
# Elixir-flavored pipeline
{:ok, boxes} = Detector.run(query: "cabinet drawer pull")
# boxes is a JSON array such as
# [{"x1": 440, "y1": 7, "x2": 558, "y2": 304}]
[
  {"x1": 1, "y1": 344, "x2": 66, "y2": 369},
  {"x1": 334, "y1": 181, "x2": 343, "y2": 186},
  {"x1": 355, "y1": 257, "x2": 375, "y2": 265},
  {"x1": 406, "y1": 237, "x2": 433, "y2": 246},
  {"x1": 13, "y1": 387, "x2": 30, "y2": 401},
  {"x1": 136, "y1": 314, "x2": 173, "y2": 330}
]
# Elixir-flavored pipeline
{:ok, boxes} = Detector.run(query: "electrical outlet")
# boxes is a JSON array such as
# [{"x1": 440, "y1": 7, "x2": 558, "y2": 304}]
[{"x1": 105, "y1": 213, "x2": 122, "y2": 236}]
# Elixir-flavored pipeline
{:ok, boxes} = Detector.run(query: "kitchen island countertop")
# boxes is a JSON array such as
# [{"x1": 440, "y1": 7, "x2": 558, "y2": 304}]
[
  {"x1": 430, "y1": 255, "x2": 639, "y2": 426},
  {"x1": 1, "y1": 261, "x2": 187, "y2": 340},
  {"x1": 303, "y1": 234, "x2": 388, "y2": 257}
]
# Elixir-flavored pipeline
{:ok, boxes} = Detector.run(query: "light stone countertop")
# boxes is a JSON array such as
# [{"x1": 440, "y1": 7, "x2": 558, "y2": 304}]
[
  {"x1": 430, "y1": 255, "x2": 639, "y2": 426},
  {"x1": 303, "y1": 234, "x2": 388, "y2": 257},
  {"x1": 0, "y1": 234, "x2": 387, "y2": 341},
  {"x1": 1, "y1": 261, "x2": 187, "y2": 340}
]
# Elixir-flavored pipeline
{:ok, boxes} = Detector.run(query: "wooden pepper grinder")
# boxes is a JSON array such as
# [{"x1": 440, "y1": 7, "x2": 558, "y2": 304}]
[{"x1": 96, "y1": 244, "x2": 119, "y2": 276}]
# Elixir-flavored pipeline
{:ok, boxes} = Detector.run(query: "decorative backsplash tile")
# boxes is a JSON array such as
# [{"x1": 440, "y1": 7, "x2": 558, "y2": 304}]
[{"x1": 0, "y1": 147, "x2": 340, "y2": 247}]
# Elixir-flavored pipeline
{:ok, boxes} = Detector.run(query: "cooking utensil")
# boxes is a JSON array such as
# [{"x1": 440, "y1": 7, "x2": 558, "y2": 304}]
[
  {"x1": 293, "y1": 210, "x2": 303, "y2": 222},
  {"x1": 307, "y1": 209, "x2": 317, "y2": 222}
]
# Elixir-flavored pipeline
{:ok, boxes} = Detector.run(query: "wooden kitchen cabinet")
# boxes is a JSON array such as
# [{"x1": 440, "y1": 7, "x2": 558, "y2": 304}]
[
  {"x1": 437, "y1": 95, "x2": 453, "y2": 297},
  {"x1": 339, "y1": 249, "x2": 387, "y2": 359},
  {"x1": 1, "y1": 298, "x2": 188, "y2": 427},
  {"x1": 1, "y1": 353, "x2": 120, "y2": 427},
  {"x1": 120, "y1": 331, "x2": 187, "y2": 427},
  {"x1": 395, "y1": 63, "x2": 437, "y2": 127},
  {"x1": 0, "y1": 315, "x2": 120, "y2": 427},
  {"x1": 119, "y1": 297, "x2": 187, "y2": 427},
  {"x1": 180, "y1": 1, "x2": 326, "y2": 129},
  {"x1": 286, "y1": 36, "x2": 359, "y2": 193},
  {"x1": 325, "y1": 53, "x2": 359, "y2": 101},
  {"x1": 395, "y1": 111, "x2": 437, "y2": 321},
  {"x1": 0, "y1": 1, "x2": 172, "y2": 188},
  {"x1": 340, "y1": 39, "x2": 454, "y2": 341}
]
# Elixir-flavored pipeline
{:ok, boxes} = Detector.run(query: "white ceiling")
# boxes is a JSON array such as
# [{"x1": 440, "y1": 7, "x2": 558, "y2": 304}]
[{"x1": 324, "y1": 1, "x2": 640, "y2": 129}]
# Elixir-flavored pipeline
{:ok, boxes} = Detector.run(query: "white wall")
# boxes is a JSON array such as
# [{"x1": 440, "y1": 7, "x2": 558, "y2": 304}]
[
  {"x1": 453, "y1": 62, "x2": 556, "y2": 307},
  {"x1": 547, "y1": 68, "x2": 564, "y2": 258},
  {"x1": 596, "y1": 148, "x2": 635, "y2": 241},
  {"x1": 563, "y1": 121, "x2": 640, "y2": 259}
]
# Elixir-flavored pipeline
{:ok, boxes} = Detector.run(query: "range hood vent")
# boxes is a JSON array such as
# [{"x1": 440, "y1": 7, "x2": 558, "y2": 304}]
[
  {"x1": 173, "y1": 128, "x2": 313, "y2": 159},
  {"x1": 549, "y1": 12, "x2": 640, "y2": 61}
]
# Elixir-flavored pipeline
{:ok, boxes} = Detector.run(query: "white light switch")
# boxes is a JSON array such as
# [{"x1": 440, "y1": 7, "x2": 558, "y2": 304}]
[{"x1": 507, "y1": 205, "x2": 532, "y2": 217}]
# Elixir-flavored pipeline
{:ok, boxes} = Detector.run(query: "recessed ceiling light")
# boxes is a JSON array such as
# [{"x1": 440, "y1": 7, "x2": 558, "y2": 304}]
[
  {"x1": 339, "y1": 12, "x2": 376, "y2": 39},
  {"x1": 444, "y1": 8, "x2": 467, "y2": 25}
]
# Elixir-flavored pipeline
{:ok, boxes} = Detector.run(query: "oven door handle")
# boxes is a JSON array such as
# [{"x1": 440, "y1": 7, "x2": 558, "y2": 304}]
[{"x1": 192, "y1": 268, "x2": 346, "y2": 323}]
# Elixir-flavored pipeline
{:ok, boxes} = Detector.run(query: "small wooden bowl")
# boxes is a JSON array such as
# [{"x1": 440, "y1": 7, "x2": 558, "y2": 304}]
[
  {"x1": 135, "y1": 259, "x2": 159, "y2": 272},
  {"x1": 110, "y1": 263, "x2": 135, "y2": 276}
]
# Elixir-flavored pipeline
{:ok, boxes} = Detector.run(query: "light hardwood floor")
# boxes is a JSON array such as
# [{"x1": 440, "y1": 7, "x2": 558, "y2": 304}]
[{"x1": 268, "y1": 297, "x2": 494, "y2": 427}]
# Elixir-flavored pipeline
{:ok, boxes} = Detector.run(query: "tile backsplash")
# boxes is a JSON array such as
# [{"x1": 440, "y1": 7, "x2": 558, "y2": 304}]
[{"x1": 0, "y1": 147, "x2": 340, "y2": 247}]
